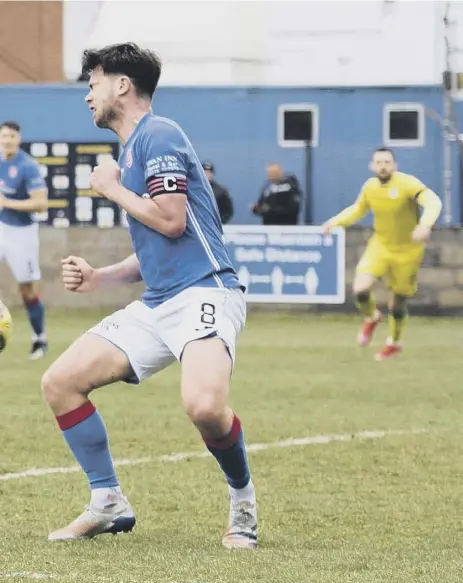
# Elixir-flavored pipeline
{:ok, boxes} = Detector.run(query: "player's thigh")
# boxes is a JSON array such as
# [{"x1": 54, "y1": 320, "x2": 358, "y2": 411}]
[
  {"x1": 352, "y1": 272, "x2": 376, "y2": 294},
  {"x1": 42, "y1": 332, "x2": 132, "y2": 414},
  {"x1": 43, "y1": 301, "x2": 175, "y2": 408},
  {"x1": 389, "y1": 251, "x2": 424, "y2": 297},
  {"x1": 159, "y1": 287, "x2": 246, "y2": 414},
  {"x1": 355, "y1": 239, "x2": 388, "y2": 285},
  {"x1": 89, "y1": 301, "x2": 176, "y2": 385},
  {"x1": 4, "y1": 224, "x2": 40, "y2": 283},
  {"x1": 181, "y1": 337, "x2": 234, "y2": 422}
]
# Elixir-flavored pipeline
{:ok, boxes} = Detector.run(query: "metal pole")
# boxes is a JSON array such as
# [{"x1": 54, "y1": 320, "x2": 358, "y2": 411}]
[
  {"x1": 443, "y1": 1, "x2": 453, "y2": 225},
  {"x1": 443, "y1": 91, "x2": 453, "y2": 225},
  {"x1": 304, "y1": 141, "x2": 312, "y2": 225}
]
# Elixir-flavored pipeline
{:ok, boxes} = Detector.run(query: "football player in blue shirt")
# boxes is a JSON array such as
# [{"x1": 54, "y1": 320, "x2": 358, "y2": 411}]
[
  {"x1": 0, "y1": 121, "x2": 48, "y2": 359},
  {"x1": 42, "y1": 43, "x2": 257, "y2": 549}
]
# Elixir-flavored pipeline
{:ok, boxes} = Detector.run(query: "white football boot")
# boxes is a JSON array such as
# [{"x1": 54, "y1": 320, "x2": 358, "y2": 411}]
[
  {"x1": 222, "y1": 487, "x2": 258, "y2": 549},
  {"x1": 48, "y1": 496, "x2": 135, "y2": 541},
  {"x1": 29, "y1": 339, "x2": 48, "y2": 361}
]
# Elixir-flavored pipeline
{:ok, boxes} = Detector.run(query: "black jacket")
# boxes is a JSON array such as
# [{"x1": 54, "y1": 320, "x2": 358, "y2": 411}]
[
  {"x1": 253, "y1": 175, "x2": 301, "y2": 225},
  {"x1": 210, "y1": 180, "x2": 233, "y2": 224}
]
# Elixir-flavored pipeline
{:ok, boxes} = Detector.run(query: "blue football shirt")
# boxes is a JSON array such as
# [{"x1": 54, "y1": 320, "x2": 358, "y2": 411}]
[
  {"x1": 119, "y1": 112, "x2": 240, "y2": 307},
  {"x1": 0, "y1": 149, "x2": 46, "y2": 226}
]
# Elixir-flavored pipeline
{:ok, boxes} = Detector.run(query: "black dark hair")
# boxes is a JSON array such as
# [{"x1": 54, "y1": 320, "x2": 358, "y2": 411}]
[
  {"x1": 374, "y1": 147, "x2": 395, "y2": 160},
  {"x1": 81, "y1": 42, "x2": 162, "y2": 99},
  {"x1": 0, "y1": 121, "x2": 20, "y2": 132}
]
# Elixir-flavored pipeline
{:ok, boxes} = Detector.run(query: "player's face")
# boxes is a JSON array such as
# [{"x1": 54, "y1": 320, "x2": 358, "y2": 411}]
[
  {"x1": 85, "y1": 68, "x2": 120, "y2": 129},
  {"x1": 267, "y1": 164, "x2": 283, "y2": 182},
  {"x1": 0, "y1": 127, "x2": 20, "y2": 158},
  {"x1": 370, "y1": 152, "x2": 396, "y2": 182}
]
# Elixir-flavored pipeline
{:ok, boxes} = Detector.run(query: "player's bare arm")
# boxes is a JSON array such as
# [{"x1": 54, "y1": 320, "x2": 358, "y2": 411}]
[
  {"x1": 412, "y1": 189, "x2": 442, "y2": 243},
  {"x1": 0, "y1": 188, "x2": 48, "y2": 213},
  {"x1": 90, "y1": 159, "x2": 186, "y2": 237},
  {"x1": 111, "y1": 187, "x2": 186, "y2": 238},
  {"x1": 62, "y1": 253, "x2": 141, "y2": 293}
]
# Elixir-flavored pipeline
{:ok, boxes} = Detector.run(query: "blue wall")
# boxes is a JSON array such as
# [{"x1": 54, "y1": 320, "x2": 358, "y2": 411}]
[{"x1": 0, "y1": 83, "x2": 460, "y2": 224}]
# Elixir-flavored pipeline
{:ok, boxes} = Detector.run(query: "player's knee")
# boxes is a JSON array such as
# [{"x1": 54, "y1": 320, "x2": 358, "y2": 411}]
[
  {"x1": 19, "y1": 283, "x2": 35, "y2": 303},
  {"x1": 184, "y1": 393, "x2": 225, "y2": 429},
  {"x1": 41, "y1": 368, "x2": 67, "y2": 408},
  {"x1": 353, "y1": 284, "x2": 370, "y2": 296},
  {"x1": 353, "y1": 281, "x2": 371, "y2": 295}
]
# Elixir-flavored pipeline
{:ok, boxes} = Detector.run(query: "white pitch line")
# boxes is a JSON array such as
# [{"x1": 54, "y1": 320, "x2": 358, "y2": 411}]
[
  {"x1": 0, "y1": 574, "x2": 56, "y2": 580},
  {"x1": 0, "y1": 575, "x2": 158, "y2": 583},
  {"x1": 0, "y1": 428, "x2": 426, "y2": 483},
  {"x1": 0, "y1": 577, "x2": 204, "y2": 583}
]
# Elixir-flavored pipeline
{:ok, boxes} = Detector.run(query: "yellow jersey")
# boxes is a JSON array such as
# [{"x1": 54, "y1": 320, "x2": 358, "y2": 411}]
[{"x1": 331, "y1": 172, "x2": 441, "y2": 249}]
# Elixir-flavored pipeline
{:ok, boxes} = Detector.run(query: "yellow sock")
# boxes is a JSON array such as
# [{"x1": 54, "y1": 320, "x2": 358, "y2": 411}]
[
  {"x1": 355, "y1": 292, "x2": 376, "y2": 319},
  {"x1": 388, "y1": 308, "x2": 408, "y2": 343}
]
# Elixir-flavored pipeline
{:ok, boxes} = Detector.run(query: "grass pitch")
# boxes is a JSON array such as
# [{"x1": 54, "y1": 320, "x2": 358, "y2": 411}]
[{"x1": 0, "y1": 309, "x2": 462, "y2": 583}]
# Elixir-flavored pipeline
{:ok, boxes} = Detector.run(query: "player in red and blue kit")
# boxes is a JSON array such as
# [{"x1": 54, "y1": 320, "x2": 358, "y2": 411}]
[
  {"x1": 0, "y1": 121, "x2": 48, "y2": 359},
  {"x1": 42, "y1": 43, "x2": 257, "y2": 549}
]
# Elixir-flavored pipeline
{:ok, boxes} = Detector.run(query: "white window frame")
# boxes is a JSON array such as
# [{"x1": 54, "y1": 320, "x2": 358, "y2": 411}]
[
  {"x1": 277, "y1": 104, "x2": 319, "y2": 148},
  {"x1": 383, "y1": 103, "x2": 425, "y2": 148}
]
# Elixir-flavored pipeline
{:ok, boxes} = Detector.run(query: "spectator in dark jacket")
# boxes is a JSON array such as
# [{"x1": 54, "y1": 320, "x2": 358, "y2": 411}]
[
  {"x1": 251, "y1": 163, "x2": 301, "y2": 225},
  {"x1": 202, "y1": 161, "x2": 234, "y2": 224}
]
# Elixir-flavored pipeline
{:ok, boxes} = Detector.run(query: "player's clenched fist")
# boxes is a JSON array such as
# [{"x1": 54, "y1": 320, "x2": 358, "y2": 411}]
[
  {"x1": 90, "y1": 158, "x2": 121, "y2": 199},
  {"x1": 61, "y1": 256, "x2": 97, "y2": 293}
]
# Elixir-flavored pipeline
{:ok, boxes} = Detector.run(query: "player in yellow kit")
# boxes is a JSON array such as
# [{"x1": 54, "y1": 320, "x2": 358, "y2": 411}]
[{"x1": 323, "y1": 148, "x2": 442, "y2": 360}]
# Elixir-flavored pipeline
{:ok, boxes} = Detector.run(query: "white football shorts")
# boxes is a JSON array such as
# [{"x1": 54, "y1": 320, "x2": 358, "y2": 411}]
[
  {"x1": 0, "y1": 221, "x2": 41, "y2": 283},
  {"x1": 88, "y1": 286, "x2": 246, "y2": 384}
]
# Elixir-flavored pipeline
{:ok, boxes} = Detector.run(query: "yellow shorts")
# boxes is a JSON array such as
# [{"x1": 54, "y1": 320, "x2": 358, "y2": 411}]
[{"x1": 356, "y1": 238, "x2": 425, "y2": 297}]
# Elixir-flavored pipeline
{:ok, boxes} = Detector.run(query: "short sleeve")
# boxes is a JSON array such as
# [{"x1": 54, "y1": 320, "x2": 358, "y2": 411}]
[
  {"x1": 24, "y1": 161, "x2": 46, "y2": 193},
  {"x1": 138, "y1": 122, "x2": 188, "y2": 198}
]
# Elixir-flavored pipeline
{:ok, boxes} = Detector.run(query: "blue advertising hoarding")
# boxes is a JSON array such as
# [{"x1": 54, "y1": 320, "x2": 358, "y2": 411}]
[{"x1": 223, "y1": 226, "x2": 345, "y2": 304}]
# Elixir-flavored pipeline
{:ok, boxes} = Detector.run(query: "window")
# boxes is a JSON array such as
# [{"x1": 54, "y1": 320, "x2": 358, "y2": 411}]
[
  {"x1": 278, "y1": 104, "x2": 319, "y2": 148},
  {"x1": 383, "y1": 103, "x2": 425, "y2": 147}
]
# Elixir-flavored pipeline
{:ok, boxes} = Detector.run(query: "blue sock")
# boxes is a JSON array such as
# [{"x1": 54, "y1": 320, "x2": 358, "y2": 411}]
[
  {"x1": 205, "y1": 414, "x2": 251, "y2": 490},
  {"x1": 56, "y1": 401, "x2": 119, "y2": 489},
  {"x1": 24, "y1": 296, "x2": 45, "y2": 337}
]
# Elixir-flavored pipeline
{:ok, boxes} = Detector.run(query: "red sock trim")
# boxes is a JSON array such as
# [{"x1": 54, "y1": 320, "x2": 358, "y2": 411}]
[
  {"x1": 24, "y1": 296, "x2": 40, "y2": 308},
  {"x1": 56, "y1": 401, "x2": 96, "y2": 431},
  {"x1": 204, "y1": 414, "x2": 242, "y2": 450}
]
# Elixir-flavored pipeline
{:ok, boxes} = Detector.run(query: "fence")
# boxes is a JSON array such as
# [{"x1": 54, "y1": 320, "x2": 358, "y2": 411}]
[{"x1": 1, "y1": 225, "x2": 463, "y2": 313}]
